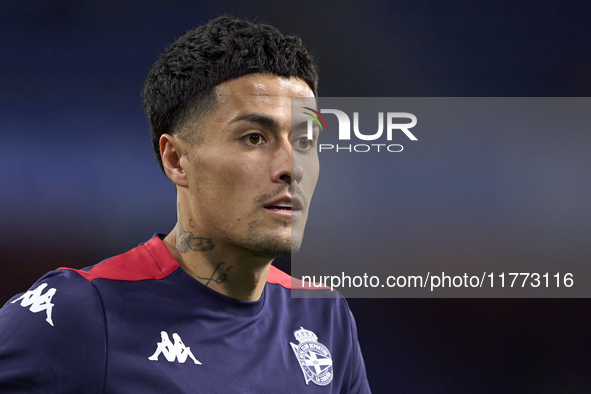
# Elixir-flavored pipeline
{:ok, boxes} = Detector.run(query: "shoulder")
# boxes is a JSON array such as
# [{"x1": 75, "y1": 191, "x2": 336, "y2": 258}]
[
  {"x1": 265, "y1": 265, "x2": 356, "y2": 338},
  {"x1": 0, "y1": 235, "x2": 176, "y2": 332},
  {"x1": 1, "y1": 268, "x2": 103, "y2": 328},
  {"x1": 0, "y1": 269, "x2": 107, "y2": 392},
  {"x1": 0, "y1": 234, "x2": 176, "y2": 392},
  {"x1": 58, "y1": 235, "x2": 178, "y2": 282},
  {"x1": 266, "y1": 265, "x2": 348, "y2": 306}
]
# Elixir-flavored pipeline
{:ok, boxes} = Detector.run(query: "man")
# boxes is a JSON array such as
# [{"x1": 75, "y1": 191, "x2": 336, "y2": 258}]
[{"x1": 0, "y1": 16, "x2": 370, "y2": 392}]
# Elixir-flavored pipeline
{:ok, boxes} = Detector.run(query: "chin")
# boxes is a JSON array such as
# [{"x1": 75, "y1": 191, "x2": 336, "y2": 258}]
[
  {"x1": 247, "y1": 241, "x2": 292, "y2": 258},
  {"x1": 242, "y1": 220, "x2": 304, "y2": 258},
  {"x1": 245, "y1": 233, "x2": 303, "y2": 258}
]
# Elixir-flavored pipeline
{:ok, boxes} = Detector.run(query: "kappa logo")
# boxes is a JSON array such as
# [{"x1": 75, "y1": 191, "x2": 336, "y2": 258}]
[
  {"x1": 148, "y1": 331, "x2": 202, "y2": 365},
  {"x1": 11, "y1": 283, "x2": 56, "y2": 326},
  {"x1": 290, "y1": 327, "x2": 333, "y2": 386}
]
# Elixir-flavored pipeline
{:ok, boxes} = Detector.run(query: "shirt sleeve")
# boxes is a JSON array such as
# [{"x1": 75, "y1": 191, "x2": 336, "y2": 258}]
[{"x1": 0, "y1": 269, "x2": 106, "y2": 393}]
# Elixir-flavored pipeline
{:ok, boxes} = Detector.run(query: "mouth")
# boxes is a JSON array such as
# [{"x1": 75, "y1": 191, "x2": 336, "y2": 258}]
[{"x1": 264, "y1": 196, "x2": 303, "y2": 216}]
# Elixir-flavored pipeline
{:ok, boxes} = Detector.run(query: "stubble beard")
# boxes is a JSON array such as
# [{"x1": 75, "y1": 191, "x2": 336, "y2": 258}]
[
  {"x1": 228, "y1": 185, "x2": 309, "y2": 258},
  {"x1": 235, "y1": 218, "x2": 303, "y2": 258}
]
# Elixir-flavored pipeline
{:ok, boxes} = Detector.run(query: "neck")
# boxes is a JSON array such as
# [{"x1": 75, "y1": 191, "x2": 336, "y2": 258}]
[{"x1": 163, "y1": 224, "x2": 273, "y2": 302}]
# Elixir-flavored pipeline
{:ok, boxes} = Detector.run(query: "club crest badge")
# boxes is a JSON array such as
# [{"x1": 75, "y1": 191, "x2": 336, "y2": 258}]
[{"x1": 290, "y1": 327, "x2": 333, "y2": 386}]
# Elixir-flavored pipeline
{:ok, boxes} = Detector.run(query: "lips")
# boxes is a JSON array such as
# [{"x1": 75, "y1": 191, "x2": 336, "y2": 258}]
[{"x1": 264, "y1": 196, "x2": 303, "y2": 212}]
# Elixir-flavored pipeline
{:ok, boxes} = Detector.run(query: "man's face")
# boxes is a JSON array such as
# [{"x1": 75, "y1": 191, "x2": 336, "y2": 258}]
[{"x1": 180, "y1": 73, "x2": 319, "y2": 258}]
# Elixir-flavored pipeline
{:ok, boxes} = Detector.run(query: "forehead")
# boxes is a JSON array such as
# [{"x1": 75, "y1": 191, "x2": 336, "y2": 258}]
[{"x1": 213, "y1": 73, "x2": 314, "y2": 115}]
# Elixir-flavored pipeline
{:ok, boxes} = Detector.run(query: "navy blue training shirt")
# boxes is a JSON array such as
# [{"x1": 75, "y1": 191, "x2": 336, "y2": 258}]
[{"x1": 0, "y1": 235, "x2": 370, "y2": 393}]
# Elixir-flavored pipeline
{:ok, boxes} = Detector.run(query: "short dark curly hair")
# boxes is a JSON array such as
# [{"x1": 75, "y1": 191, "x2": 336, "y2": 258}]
[{"x1": 142, "y1": 16, "x2": 319, "y2": 173}]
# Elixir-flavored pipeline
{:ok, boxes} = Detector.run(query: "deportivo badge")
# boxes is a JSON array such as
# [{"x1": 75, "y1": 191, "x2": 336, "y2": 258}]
[{"x1": 290, "y1": 327, "x2": 333, "y2": 386}]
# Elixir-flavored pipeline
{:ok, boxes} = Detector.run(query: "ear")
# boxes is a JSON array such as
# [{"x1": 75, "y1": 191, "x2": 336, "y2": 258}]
[{"x1": 160, "y1": 134, "x2": 189, "y2": 187}]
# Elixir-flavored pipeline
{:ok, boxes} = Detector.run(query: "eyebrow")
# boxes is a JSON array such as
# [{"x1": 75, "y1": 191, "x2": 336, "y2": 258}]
[
  {"x1": 230, "y1": 113, "x2": 280, "y2": 131},
  {"x1": 229, "y1": 113, "x2": 316, "y2": 135}
]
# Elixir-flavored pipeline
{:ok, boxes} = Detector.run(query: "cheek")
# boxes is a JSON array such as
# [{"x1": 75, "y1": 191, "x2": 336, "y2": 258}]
[{"x1": 195, "y1": 155, "x2": 264, "y2": 203}]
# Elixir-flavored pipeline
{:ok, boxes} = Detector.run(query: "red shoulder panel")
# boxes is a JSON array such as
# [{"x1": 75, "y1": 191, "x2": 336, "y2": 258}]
[
  {"x1": 266, "y1": 265, "x2": 295, "y2": 288},
  {"x1": 57, "y1": 237, "x2": 179, "y2": 282},
  {"x1": 266, "y1": 265, "x2": 331, "y2": 290}
]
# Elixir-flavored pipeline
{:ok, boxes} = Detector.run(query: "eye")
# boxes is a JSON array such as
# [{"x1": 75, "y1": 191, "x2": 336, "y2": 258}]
[
  {"x1": 242, "y1": 133, "x2": 265, "y2": 146},
  {"x1": 294, "y1": 137, "x2": 313, "y2": 151}
]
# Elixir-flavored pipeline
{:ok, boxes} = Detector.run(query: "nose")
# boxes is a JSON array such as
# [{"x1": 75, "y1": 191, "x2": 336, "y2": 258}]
[{"x1": 272, "y1": 139, "x2": 303, "y2": 185}]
